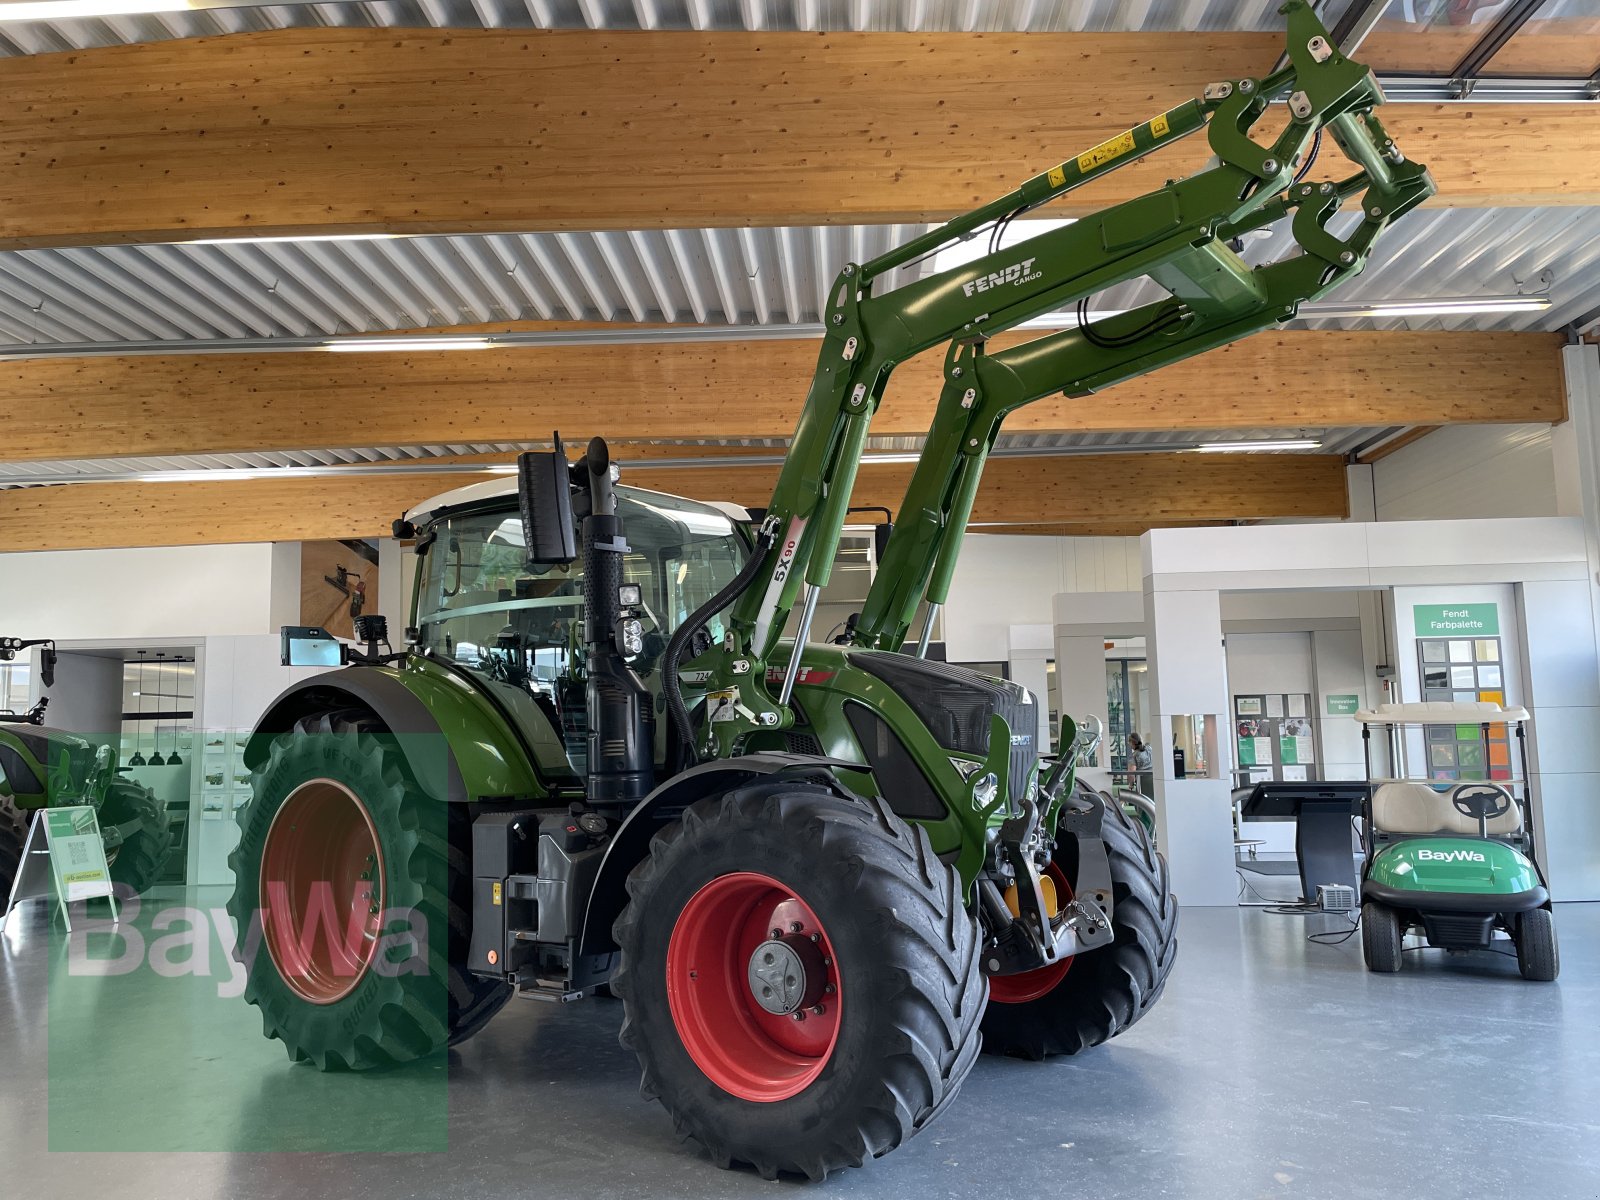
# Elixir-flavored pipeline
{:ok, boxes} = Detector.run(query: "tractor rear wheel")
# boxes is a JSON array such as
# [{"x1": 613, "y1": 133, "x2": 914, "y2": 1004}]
[
  {"x1": 613, "y1": 779, "x2": 985, "y2": 1181},
  {"x1": 226, "y1": 710, "x2": 511, "y2": 1069},
  {"x1": 1361, "y1": 901, "x2": 1403, "y2": 973},
  {"x1": 102, "y1": 777, "x2": 174, "y2": 894},
  {"x1": 1515, "y1": 907, "x2": 1559, "y2": 982},
  {"x1": 0, "y1": 792, "x2": 29, "y2": 907},
  {"x1": 980, "y1": 786, "x2": 1178, "y2": 1059}
]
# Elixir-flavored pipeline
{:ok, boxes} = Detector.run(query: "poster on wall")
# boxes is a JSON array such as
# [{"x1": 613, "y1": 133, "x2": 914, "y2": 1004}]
[{"x1": 1236, "y1": 696, "x2": 1264, "y2": 717}]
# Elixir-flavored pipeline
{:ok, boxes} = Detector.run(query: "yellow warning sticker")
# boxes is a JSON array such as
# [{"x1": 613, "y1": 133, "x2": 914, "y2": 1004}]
[
  {"x1": 1047, "y1": 164, "x2": 1067, "y2": 188},
  {"x1": 1077, "y1": 129, "x2": 1137, "y2": 174},
  {"x1": 1151, "y1": 112, "x2": 1171, "y2": 138},
  {"x1": 492, "y1": 881, "x2": 503, "y2": 906}
]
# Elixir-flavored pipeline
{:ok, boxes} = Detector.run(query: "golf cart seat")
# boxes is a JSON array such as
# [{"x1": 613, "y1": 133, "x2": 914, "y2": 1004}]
[{"x1": 1372, "y1": 780, "x2": 1522, "y2": 837}]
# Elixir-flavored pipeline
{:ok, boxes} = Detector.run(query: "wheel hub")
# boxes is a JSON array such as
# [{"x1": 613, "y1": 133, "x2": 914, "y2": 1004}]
[{"x1": 747, "y1": 933, "x2": 825, "y2": 1016}]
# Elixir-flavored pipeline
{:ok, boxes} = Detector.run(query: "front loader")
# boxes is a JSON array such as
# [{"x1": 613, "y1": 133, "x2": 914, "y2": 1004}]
[{"x1": 227, "y1": 1, "x2": 1434, "y2": 1179}]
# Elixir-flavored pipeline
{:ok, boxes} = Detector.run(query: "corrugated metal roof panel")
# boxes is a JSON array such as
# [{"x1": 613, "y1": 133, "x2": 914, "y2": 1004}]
[
  {"x1": 0, "y1": 0, "x2": 1365, "y2": 56},
  {"x1": 2, "y1": 203, "x2": 1591, "y2": 348}
]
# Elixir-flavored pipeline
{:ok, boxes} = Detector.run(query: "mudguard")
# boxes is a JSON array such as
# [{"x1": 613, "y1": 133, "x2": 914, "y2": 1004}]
[{"x1": 576, "y1": 752, "x2": 863, "y2": 957}]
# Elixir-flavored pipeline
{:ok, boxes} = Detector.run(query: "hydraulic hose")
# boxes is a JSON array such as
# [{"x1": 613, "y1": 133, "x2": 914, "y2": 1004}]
[{"x1": 662, "y1": 522, "x2": 778, "y2": 767}]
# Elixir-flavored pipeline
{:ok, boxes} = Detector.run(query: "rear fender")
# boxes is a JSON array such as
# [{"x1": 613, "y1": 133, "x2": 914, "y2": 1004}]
[
  {"x1": 244, "y1": 667, "x2": 468, "y2": 804},
  {"x1": 575, "y1": 753, "x2": 863, "y2": 957}
]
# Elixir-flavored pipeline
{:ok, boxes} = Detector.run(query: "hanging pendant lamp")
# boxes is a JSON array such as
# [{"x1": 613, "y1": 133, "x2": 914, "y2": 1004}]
[
  {"x1": 148, "y1": 654, "x2": 167, "y2": 766},
  {"x1": 127, "y1": 651, "x2": 148, "y2": 767}
]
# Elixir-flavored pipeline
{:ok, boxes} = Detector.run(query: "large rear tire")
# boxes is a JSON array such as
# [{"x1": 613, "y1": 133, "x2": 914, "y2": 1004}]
[
  {"x1": 980, "y1": 788, "x2": 1178, "y2": 1059},
  {"x1": 1361, "y1": 901, "x2": 1402, "y2": 973},
  {"x1": 0, "y1": 792, "x2": 29, "y2": 907},
  {"x1": 613, "y1": 779, "x2": 985, "y2": 1181},
  {"x1": 1515, "y1": 907, "x2": 1559, "y2": 982},
  {"x1": 102, "y1": 777, "x2": 174, "y2": 894},
  {"x1": 225, "y1": 710, "x2": 511, "y2": 1070}
]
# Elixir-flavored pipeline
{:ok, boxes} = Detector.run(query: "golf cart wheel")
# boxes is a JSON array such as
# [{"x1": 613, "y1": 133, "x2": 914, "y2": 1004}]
[
  {"x1": 613, "y1": 779, "x2": 984, "y2": 1181},
  {"x1": 1516, "y1": 907, "x2": 1559, "y2": 982},
  {"x1": 225, "y1": 709, "x2": 511, "y2": 1070},
  {"x1": 1361, "y1": 901, "x2": 1403, "y2": 973},
  {"x1": 0, "y1": 792, "x2": 28, "y2": 907},
  {"x1": 981, "y1": 786, "x2": 1178, "y2": 1059},
  {"x1": 102, "y1": 777, "x2": 174, "y2": 895}
]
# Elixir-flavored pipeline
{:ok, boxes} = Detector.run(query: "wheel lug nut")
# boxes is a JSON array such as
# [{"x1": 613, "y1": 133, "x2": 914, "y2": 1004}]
[
  {"x1": 811, "y1": 1004, "x2": 825, "y2": 1016},
  {"x1": 792, "y1": 1011, "x2": 806, "y2": 1022},
  {"x1": 771, "y1": 928, "x2": 783, "y2": 940},
  {"x1": 810, "y1": 933, "x2": 820, "y2": 942},
  {"x1": 790, "y1": 922, "x2": 803, "y2": 933},
  {"x1": 824, "y1": 983, "x2": 835, "y2": 995}
]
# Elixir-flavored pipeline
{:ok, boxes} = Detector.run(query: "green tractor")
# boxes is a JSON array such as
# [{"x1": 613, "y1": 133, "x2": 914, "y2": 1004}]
[
  {"x1": 0, "y1": 639, "x2": 176, "y2": 906},
  {"x1": 227, "y1": 2, "x2": 1433, "y2": 1178}
]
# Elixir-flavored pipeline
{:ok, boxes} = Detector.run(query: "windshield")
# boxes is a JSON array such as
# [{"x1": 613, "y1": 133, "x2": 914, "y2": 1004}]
[{"x1": 415, "y1": 486, "x2": 747, "y2": 775}]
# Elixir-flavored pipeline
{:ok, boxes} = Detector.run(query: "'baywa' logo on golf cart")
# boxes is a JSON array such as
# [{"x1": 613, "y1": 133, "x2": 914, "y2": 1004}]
[
  {"x1": 962, "y1": 257, "x2": 1041, "y2": 298},
  {"x1": 1416, "y1": 848, "x2": 1488, "y2": 863}
]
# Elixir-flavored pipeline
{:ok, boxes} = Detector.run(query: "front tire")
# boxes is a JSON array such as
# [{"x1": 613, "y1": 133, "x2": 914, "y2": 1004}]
[
  {"x1": 981, "y1": 788, "x2": 1178, "y2": 1059},
  {"x1": 102, "y1": 777, "x2": 174, "y2": 894},
  {"x1": 0, "y1": 792, "x2": 29, "y2": 908},
  {"x1": 226, "y1": 710, "x2": 511, "y2": 1070},
  {"x1": 613, "y1": 779, "x2": 985, "y2": 1181},
  {"x1": 1362, "y1": 901, "x2": 1403, "y2": 973},
  {"x1": 1516, "y1": 907, "x2": 1559, "y2": 982}
]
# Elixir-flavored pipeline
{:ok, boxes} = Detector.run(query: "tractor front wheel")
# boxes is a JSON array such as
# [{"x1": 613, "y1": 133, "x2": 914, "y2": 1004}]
[
  {"x1": 980, "y1": 786, "x2": 1178, "y2": 1059},
  {"x1": 0, "y1": 792, "x2": 29, "y2": 907},
  {"x1": 102, "y1": 777, "x2": 174, "y2": 894},
  {"x1": 613, "y1": 779, "x2": 985, "y2": 1181}
]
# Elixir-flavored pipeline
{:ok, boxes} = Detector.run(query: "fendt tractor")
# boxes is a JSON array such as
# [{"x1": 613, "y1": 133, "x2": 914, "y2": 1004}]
[
  {"x1": 1, "y1": 639, "x2": 175, "y2": 903},
  {"x1": 229, "y1": 2, "x2": 1434, "y2": 1179}
]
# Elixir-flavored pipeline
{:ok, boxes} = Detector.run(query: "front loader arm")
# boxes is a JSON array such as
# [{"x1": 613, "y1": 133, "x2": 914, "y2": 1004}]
[{"x1": 689, "y1": 0, "x2": 1434, "y2": 755}]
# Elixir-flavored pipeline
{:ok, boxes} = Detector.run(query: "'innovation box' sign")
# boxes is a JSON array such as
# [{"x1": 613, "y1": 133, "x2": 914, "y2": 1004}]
[{"x1": 1413, "y1": 603, "x2": 1499, "y2": 637}]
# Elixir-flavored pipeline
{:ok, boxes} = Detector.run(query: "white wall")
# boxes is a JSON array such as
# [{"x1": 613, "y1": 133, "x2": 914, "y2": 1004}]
[
  {"x1": 0, "y1": 544, "x2": 283, "y2": 640},
  {"x1": 1374, "y1": 425, "x2": 1558, "y2": 522},
  {"x1": 41, "y1": 651, "x2": 124, "y2": 741},
  {"x1": 944, "y1": 534, "x2": 1139, "y2": 663}
]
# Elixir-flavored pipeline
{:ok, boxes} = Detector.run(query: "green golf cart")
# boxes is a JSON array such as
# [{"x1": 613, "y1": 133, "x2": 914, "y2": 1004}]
[{"x1": 1356, "y1": 701, "x2": 1556, "y2": 981}]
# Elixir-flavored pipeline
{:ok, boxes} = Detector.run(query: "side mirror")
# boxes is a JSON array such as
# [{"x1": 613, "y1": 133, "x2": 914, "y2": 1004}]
[
  {"x1": 518, "y1": 437, "x2": 577, "y2": 565},
  {"x1": 873, "y1": 520, "x2": 894, "y2": 563},
  {"x1": 280, "y1": 625, "x2": 346, "y2": 668},
  {"x1": 39, "y1": 646, "x2": 56, "y2": 689}
]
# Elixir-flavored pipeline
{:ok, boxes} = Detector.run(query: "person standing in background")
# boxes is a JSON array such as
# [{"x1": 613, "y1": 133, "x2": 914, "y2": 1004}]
[{"x1": 1129, "y1": 732, "x2": 1155, "y2": 798}]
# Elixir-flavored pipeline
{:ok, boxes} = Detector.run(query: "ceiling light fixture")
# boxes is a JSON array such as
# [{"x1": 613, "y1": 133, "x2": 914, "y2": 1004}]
[
  {"x1": 1349, "y1": 296, "x2": 1551, "y2": 319},
  {"x1": 1196, "y1": 439, "x2": 1322, "y2": 453},
  {"x1": 0, "y1": 0, "x2": 189, "y2": 20},
  {"x1": 323, "y1": 337, "x2": 496, "y2": 353},
  {"x1": 183, "y1": 232, "x2": 405, "y2": 247}
]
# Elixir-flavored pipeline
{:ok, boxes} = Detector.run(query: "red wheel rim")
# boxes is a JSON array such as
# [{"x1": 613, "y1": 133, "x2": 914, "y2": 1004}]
[
  {"x1": 988, "y1": 863, "x2": 1075, "y2": 1005},
  {"x1": 665, "y1": 872, "x2": 842, "y2": 1103},
  {"x1": 259, "y1": 779, "x2": 385, "y2": 1005}
]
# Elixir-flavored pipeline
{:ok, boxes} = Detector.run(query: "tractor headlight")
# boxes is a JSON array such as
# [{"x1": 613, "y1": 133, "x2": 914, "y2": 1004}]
[
  {"x1": 972, "y1": 772, "x2": 998, "y2": 808},
  {"x1": 618, "y1": 583, "x2": 642, "y2": 608},
  {"x1": 620, "y1": 618, "x2": 644, "y2": 657}
]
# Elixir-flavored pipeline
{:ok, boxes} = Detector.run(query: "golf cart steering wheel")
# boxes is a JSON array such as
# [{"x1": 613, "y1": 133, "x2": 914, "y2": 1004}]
[{"x1": 1452, "y1": 783, "x2": 1513, "y2": 823}]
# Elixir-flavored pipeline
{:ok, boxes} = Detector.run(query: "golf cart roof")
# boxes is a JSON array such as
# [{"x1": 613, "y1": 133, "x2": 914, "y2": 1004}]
[
  {"x1": 1354, "y1": 700, "x2": 1530, "y2": 724},
  {"x1": 404, "y1": 476, "x2": 751, "y2": 527}
]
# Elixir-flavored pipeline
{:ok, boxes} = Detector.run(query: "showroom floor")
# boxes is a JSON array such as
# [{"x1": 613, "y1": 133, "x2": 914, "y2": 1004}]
[{"x1": 1, "y1": 890, "x2": 1595, "y2": 1200}]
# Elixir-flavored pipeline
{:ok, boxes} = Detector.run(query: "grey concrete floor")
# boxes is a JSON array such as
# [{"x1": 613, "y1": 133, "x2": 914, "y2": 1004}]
[{"x1": 2, "y1": 887, "x2": 1596, "y2": 1200}]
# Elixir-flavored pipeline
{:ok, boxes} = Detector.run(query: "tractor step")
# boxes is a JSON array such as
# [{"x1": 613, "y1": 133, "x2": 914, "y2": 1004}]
[{"x1": 512, "y1": 974, "x2": 585, "y2": 1003}]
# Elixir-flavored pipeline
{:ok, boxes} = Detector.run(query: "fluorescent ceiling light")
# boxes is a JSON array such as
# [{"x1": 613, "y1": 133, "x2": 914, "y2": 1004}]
[
  {"x1": 1347, "y1": 296, "x2": 1550, "y2": 319},
  {"x1": 1196, "y1": 440, "x2": 1321, "y2": 453},
  {"x1": 183, "y1": 232, "x2": 404, "y2": 247},
  {"x1": 0, "y1": 0, "x2": 189, "y2": 19},
  {"x1": 861, "y1": 453, "x2": 923, "y2": 464},
  {"x1": 323, "y1": 337, "x2": 495, "y2": 353}
]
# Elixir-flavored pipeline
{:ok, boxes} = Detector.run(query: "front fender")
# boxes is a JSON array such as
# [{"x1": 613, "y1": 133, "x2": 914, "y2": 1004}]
[{"x1": 576, "y1": 753, "x2": 862, "y2": 957}]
